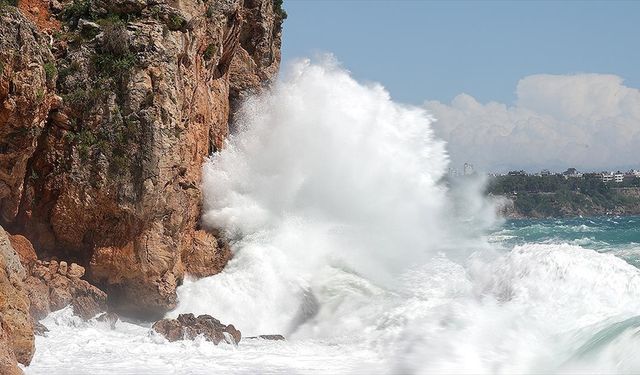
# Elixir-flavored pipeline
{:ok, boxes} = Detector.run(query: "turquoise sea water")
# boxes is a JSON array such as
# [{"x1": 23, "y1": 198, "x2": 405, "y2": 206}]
[{"x1": 492, "y1": 216, "x2": 640, "y2": 266}]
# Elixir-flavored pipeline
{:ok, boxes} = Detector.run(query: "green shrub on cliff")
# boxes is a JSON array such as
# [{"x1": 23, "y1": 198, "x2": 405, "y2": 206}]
[
  {"x1": 0, "y1": 0, "x2": 18, "y2": 8},
  {"x1": 62, "y1": 0, "x2": 91, "y2": 28},
  {"x1": 203, "y1": 44, "x2": 217, "y2": 61},
  {"x1": 275, "y1": 0, "x2": 287, "y2": 19},
  {"x1": 168, "y1": 14, "x2": 187, "y2": 31},
  {"x1": 94, "y1": 53, "x2": 136, "y2": 78},
  {"x1": 44, "y1": 62, "x2": 57, "y2": 84}
]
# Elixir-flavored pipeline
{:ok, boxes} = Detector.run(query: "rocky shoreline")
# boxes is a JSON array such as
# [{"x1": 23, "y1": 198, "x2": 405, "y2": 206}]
[
  {"x1": 0, "y1": 0, "x2": 284, "y2": 372},
  {"x1": 494, "y1": 188, "x2": 640, "y2": 219}
]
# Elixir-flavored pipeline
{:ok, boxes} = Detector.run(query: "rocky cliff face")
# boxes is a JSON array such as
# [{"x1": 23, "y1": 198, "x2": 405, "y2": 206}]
[
  {"x1": 0, "y1": 223, "x2": 108, "y2": 373},
  {"x1": 0, "y1": 0, "x2": 283, "y2": 322},
  {"x1": 0, "y1": 226, "x2": 34, "y2": 371}
]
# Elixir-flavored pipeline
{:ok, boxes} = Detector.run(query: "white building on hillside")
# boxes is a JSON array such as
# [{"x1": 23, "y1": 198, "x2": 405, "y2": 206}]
[
  {"x1": 602, "y1": 172, "x2": 625, "y2": 183},
  {"x1": 614, "y1": 172, "x2": 624, "y2": 183}
]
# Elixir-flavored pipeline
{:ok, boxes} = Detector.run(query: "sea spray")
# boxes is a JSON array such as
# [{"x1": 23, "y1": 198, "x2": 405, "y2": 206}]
[
  {"x1": 172, "y1": 58, "x2": 497, "y2": 337},
  {"x1": 25, "y1": 59, "x2": 640, "y2": 374}
]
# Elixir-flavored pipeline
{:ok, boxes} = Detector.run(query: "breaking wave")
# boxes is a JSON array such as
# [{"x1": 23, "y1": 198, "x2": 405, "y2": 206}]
[{"x1": 26, "y1": 59, "x2": 640, "y2": 374}]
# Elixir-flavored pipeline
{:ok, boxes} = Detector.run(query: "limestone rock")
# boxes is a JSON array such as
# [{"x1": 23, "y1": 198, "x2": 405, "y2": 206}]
[
  {"x1": 0, "y1": 226, "x2": 34, "y2": 366},
  {"x1": 58, "y1": 261, "x2": 68, "y2": 276},
  {"x1": 152, "y1": 313, "x2": 241, "y2": 345},
  {"x1": 0, "y1": 317, "x2": 23, "y2": 375},
  {"x1": 48, "y1": 274, "x2": 72, "y2": 311},
  {"x1": 96, "y1": 311, "x2": 119, "y2": 329},
  {"x1": 182, "y1": 230, "x2": 232, "y2": 278},
  {"x1": 33, "y1": 321, "x2": 48, "y2": 336},
  {"x1": 0, "y1": 7, "x2": 56, "y2": 224},
  {"x1": 2, "y1": 0, "x2": 283, "y2": 319},
  {"x1": 67, "y1": 263, "x2": 85, "y2": 278},
  {"x1": 23, "y1": 276, "x2": 49, "y2": 320},
  {"x1": 25, "y1": 260, "x2": 107, "y2": 320},
  {"x1": 7, "y1": 235, "x2": 37, "y2": 267}
]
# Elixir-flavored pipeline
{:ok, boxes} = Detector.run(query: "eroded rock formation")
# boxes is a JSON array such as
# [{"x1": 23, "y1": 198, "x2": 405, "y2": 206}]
[
  {"x1": 1, "y1": 224, "x2": 107, "y2": 373},
  {"x1": 0, "y1": 0, "x2": 284, "y2": 319},
  {"x1": 152, "y1": 312, "x2": 241, "y2": 344},
  {"x1": 0, "y1": 226, "x2": 34, "y2": 371},
  {"x1": 0, "y1": 6, "x2": 57, "y2": 225},
  {"x1": 25, "y1": 259, "x2": 107, "y2": 320}
]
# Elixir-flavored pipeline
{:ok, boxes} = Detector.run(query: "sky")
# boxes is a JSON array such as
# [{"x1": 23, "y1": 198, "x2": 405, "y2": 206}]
[{"x1": 280, "y1": 1, "x2": 640, "y2": 172}]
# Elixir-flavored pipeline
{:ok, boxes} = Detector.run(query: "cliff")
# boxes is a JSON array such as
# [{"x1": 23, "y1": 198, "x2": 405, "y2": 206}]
[
  {"x1": 0, "y1": 0, "x2": 283, "y2": 370},
  {"x1": 494, "y1": 188, "x2": 640, "y2": 219}
]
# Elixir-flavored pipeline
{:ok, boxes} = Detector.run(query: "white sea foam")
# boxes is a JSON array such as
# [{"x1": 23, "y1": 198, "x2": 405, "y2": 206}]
[{"x1": 26, "y1": 59, "x2": 640, "y2": 374}]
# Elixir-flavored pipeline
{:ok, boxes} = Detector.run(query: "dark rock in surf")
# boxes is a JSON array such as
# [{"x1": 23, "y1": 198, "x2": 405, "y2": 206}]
[
  {"x1": 96, "y1": 312, "x2": 119, "y2": 329},
  {"x1": 152, "y1": 313, "x2": 241, "y2": 345},
  {"x1": 33, "y1": 322, "x2": 48, "y2": 336},
  {"x1": 246, "y1": 334, "x2": 285, "y2": 341}
]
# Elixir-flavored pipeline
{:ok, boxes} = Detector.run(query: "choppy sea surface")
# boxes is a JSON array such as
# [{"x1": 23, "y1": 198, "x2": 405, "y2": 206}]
[{"x1": 26, "y1": 216, "x2": 640, "y2": 374}]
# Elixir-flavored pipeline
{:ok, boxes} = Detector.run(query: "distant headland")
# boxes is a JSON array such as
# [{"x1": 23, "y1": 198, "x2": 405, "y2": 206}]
[{"x1": 484, "y1": 168, "x2": 640, "y2": 218}]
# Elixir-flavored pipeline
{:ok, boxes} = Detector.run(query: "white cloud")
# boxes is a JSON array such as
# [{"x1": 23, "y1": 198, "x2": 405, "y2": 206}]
[{"x1": 425, "y1": 74, "x2": 640, "y2": 172}]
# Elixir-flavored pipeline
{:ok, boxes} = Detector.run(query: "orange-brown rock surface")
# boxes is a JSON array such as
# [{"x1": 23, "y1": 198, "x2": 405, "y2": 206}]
[
  {"x1": 0, "y1": 316, "x2": 23, "y2": 375},
  {"x1": 26, "y1": 259, "x2": 107, "y2": 320},
  {"x1": 1, "y1": 223, "x2": 107, "y2": 373},
  {"x1": 0, "y1": 6, "x2": 57, "y2": 224},
  {"x1": 0, "y1": 225, "x2": 34, "y2": 372},
  {"x1": 0, "y1": 0, "x2": 284, "y2": 319},
  {"x1": 153, "y1": 313, "x2": 241, "y2": 345}
]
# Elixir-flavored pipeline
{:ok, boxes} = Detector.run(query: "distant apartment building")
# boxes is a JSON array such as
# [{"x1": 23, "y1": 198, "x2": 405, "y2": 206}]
[
  {"x1": 508, "y1": 170, "x2": 527, "y2": 176},
  {"x1": 614, "y1": 172, "x2": 624, "y2": 183},
  {"x1": 601, "y1": 171, "x2": 626, "y2": 183},
  {"x1": 463, "y1": 163, "x2": 474, "y2": 176}
]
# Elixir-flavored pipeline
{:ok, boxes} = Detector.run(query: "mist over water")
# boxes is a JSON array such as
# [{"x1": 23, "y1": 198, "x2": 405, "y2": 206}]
[
  {"x1": 170, "y1": 59, "x2": 640, "y2": 372},
  {"x1": 172, "y1": 58, "x2": 496, "y2": 334},
  {"x1": 26, "y1": 59, "x2": 640, "y2": 374}
]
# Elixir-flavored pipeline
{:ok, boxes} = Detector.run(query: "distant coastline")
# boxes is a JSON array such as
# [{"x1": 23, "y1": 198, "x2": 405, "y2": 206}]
[{"x1": 485, "y1": 172, "x2": 640, "y2": 219}]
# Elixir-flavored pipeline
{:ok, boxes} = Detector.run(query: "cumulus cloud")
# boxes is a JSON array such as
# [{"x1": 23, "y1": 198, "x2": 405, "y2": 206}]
[{"x1": 425, "y1": 74, "x2": 640, "y2": 172}]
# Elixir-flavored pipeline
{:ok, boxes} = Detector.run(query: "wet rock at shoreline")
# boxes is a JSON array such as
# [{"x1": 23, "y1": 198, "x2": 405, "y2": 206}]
[
  {"x1": 0, "y1": 226, "x2": 34, "y2": 369},
  {"x1": 96, "y1": 312, "x2": 119, "y2": 329},
  {"x1": 246, "y1": 334, "x2": 285, "y2": 341},
  {"x1": 25, "y1": 260, "x2": 107, "y2": 320},
  {"x1": 33, "y1": 322, "x2": 48, "y2": 336},
  {"x1": 152, "y1": 313, "x2": 241, "y2": 345}
]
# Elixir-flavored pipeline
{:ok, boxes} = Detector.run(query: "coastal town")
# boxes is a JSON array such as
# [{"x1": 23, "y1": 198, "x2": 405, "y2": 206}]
[
  {"x1": 500, "y1": 168, "x2": 640, "y2": 184},
  {"x1": 449, "y1": 163, "x2": 640, "y2": 185},
  {"x1": 476, "y1": 166, "x2": 640, "y2": 218}
]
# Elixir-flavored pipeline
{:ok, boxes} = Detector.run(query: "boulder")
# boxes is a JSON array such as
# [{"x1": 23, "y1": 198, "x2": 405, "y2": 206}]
[
  {"x1": 25, "y1": 260, "x2": 107, "y2": 320},
  {"x1": 67, "y1": 263, "x2": 85, "y2": 279},
  {"x1": 96, "y1": 312, "x2": 119, "y2": 329},
  {"x1": 152, "y1": 313, "x2": 241, "y2": 345},
  {"x1": 7, "y1": 235, "x2": 37, "y2": 267},
  {"x1": 33, "y1": 321, "x2": 48, "y2": 336}
]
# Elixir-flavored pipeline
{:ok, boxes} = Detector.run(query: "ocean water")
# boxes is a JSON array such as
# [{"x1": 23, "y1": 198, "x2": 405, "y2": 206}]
[{"x1": 25, "y1": 60, "x2": 640, "y2": 374}]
